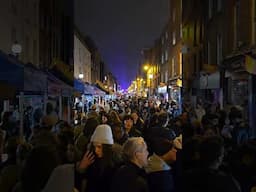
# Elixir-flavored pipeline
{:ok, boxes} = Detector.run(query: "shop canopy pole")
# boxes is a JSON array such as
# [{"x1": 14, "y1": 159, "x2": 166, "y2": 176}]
[
  {"x1": 67, "y1": 96, "x2": 71, "y2": 124},
  {"x1": 19, "y1": 92, "x2": 24, "y2": 140},
  {"x1": 43, "y1": 91, "x2": 47, "y2": 115},
  {"x1": 3, "y1": 100, "x2": 10, "y2": 112},
  {"x1": 59, "y1": 94, "x2": 62, "y2": 120}
]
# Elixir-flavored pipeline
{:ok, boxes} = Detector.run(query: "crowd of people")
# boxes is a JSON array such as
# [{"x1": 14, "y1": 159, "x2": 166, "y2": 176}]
[{"x1": 0, "y1": 96, "x2": 255, "y2": 192}]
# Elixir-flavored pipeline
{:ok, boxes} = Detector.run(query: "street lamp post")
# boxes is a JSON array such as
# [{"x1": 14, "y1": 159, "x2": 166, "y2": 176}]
[
  {"x1": 143, "y1": 64, "x2": 154, "y2": 98},
  {"x1": 148, "y1": 74, "x2": 153, "y2": 97},
  {"x1": 11, "y1": 41, "x2": 22, "y2": 58}
]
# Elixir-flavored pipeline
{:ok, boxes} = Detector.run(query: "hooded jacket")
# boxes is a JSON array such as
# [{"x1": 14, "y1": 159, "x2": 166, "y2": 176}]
[
  {"x1": 145, "y1": 154, "x2": 175, "y2": 192},
  {"x1": 42, "y1": 164, "x2": 74, "y2": 192}
]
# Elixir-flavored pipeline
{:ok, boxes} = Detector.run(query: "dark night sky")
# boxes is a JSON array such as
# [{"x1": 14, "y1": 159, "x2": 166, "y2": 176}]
[{"x1": 75, "y1": 0, "x2": 169, "y2": 90}]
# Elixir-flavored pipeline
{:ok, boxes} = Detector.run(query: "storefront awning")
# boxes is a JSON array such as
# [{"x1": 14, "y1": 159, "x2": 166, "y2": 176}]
[
  {"x1": 84, "y1": 83, "x2": 97, "y2": 95},
  {"x1": 47, "y1": 72, "x2": 73, "y2": 96},
  {"x1": 222, "y1": 54, "x2": 245, "y2": 72},
  {"x1": 24, "y1": 65, "x2": 47, "y2": 94},
  {"x1": 92, "y1": 85, "x2": 106, "y2": 96},
  {"x1": 74, "y1": 79, "x2": 106, "y2": 96},
  {"x1": 95, "y1": 80, "x2": 111, "y2": 94},
  {"x1": 74, "y1": 79, "x2": 84, "y2": 93},
  {"x1": 0, "y1": 51, "x2": 24, "y2": 91}
]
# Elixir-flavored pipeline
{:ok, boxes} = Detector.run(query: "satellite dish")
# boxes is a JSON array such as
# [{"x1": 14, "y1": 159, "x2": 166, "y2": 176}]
[{"x1": 11, "y1": 42, "x2": 22, "y2": 55}]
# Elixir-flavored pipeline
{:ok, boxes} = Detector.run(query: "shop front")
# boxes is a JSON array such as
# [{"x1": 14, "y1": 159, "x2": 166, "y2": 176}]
[
  {"x1": 157, "y1": 83, "x2": 168, "y2": 101},
  {"x1": 168, "y1": 77, "x2": 182, "y2": 115},
  {"x1": 222, "y1": 54, "x2": 249, "y2": 107},
  {"x1": 199, "y1": 71, "x2": 221, "y2": 105},
  {"x1": 222, "y1": 50, "x2": 256, "y2": 138},
  {"x1": 47, "y1": 71, "x2": 73, "y2": 124}
]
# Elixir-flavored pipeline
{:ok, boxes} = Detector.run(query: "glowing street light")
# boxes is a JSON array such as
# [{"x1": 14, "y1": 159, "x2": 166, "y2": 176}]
[
  {"x1": 143, "y1": 65, "x2": 149, "y2": 71},
  {"x1": 177, "y1": 78, "x2": 182, "y2": 87},
  {"x1": 78, "y1": 73, "x2": 84, "y2": 79}
]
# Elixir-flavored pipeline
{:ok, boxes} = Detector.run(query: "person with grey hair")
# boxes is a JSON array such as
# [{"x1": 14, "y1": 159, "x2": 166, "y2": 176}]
[{"x1": 111, "y1": 137, "x2": 149, "y2": 192}]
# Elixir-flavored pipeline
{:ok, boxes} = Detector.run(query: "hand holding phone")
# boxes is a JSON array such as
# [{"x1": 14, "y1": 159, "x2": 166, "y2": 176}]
[{"x1": 79, "y1": 150, "x2": 95, "y2": 170}]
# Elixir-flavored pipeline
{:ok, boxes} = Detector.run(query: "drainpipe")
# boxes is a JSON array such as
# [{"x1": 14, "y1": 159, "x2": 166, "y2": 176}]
[{"x1": 249, "y1": 74, "x2": 256, "y2": 138}]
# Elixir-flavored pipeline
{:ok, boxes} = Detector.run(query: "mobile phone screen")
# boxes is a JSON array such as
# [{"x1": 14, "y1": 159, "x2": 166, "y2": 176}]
[{"x1": 87, "y1": 143, "x2": 95, "y2": 155}]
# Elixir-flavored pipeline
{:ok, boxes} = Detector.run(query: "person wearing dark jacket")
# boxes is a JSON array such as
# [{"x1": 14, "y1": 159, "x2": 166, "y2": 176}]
[
  {"x1": 111, "y1": 137, "x2": 149, "y2": 192},
  {"x1": 131, "y1": 111, "x2": 144, "y2": 133},
  {"x1": 183, "y1": 136, "x2": 241, "y2": 192},
  {"x1": 123, "y1": 115, "x2": 142, "y2": 137},
  {"x1": 76, "y1": 124, "x2": 122, "y2": 192}
]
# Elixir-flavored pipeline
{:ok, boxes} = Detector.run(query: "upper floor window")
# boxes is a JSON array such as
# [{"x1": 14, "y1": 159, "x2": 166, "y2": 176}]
[
  {"x1": 193, "y1": 21, "x2": 197, "y2": 45},
  {"x1": 11, "y1": 28, "x2": 16, "y2": 42},
  {"x1": 217, "y1": 34, "x2": 223, "y2": 65},
  {"x1": 33, "y1": 39, "x2": 37, "y2": 64},
  {"x1": 199, "y1": 19, "x2": 203, "y2": 43},
  {"x1": 217, "y1": 0, "x2": 222, "y2": 12},
  {"x1": 180, "y1": 24, "x2": 183, "y2": 38},
  {"x1": 11, "y1": 0, "x2": 17, "y2": 15},
  {"x1": 207, "y1": 41, "x2": 211, "y2": 65},
  {"x1": 165, "y1": 50, "x2": 168, "y2": 61},
  {"x1": 234, "y1": 0, "x2": 240, "y2": 48},
  {"x1": 173, "y1": 8, "x2": 176, "y2": 22},
  {"x1": 172, "y1": 57, "x2": 175, "y2": 76},
  {"x1": 209, "y1": 0, "x2": 213, "y2": 19},
  {"x1": 172, "y1": 31, "x2": 176, "y2": 45}
]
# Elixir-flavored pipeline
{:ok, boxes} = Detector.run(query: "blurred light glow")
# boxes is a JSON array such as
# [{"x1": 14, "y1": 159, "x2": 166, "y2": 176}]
[{"x1": 78, "y1": 73, "x2": 84, "y2": 79}]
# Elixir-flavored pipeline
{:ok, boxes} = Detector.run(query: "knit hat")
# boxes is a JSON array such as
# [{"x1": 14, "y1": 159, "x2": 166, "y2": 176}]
[
  {"x1": 151, "y1": 138, "x2": 174, "y2": 156},
  {"x1": 90, "y1": 124, "x2": 114, "y2": 144}
]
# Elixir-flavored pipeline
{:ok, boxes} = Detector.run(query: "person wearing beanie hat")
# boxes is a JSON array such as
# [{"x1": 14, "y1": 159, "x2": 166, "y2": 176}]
[
  {"x1": 145, "y1": 138, "x2": 177, "y2": 192},
  {"x1": 90, "y1": 124, "x2": 114, "y2": 145},
  {"x1": 75, "y1": 124, "x2": 121, "y2": 192}
]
